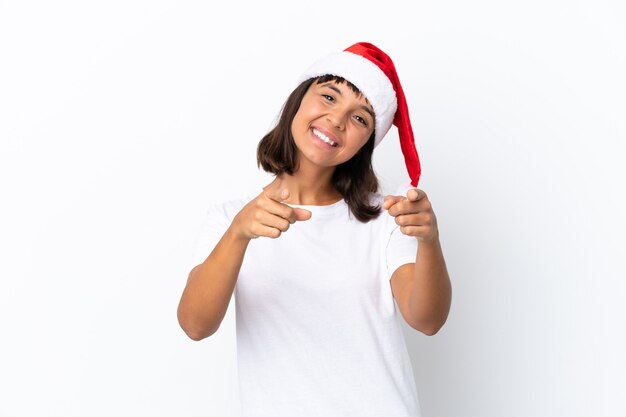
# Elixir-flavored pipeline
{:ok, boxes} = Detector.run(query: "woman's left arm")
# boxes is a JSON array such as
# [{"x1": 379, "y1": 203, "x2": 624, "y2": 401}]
[{"x1": 384, "y1": 189, "x2": 452, "y2": 335}]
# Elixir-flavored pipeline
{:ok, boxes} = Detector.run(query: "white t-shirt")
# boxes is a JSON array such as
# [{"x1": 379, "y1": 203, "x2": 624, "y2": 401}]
[{"x1": 190, "y1": 189, "x2": 421, "y2": 417}]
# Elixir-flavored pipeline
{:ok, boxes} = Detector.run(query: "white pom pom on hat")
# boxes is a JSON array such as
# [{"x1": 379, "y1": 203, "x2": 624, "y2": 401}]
[{"x1": 297, "y1": 42, "x2": 421, "y2": 187}]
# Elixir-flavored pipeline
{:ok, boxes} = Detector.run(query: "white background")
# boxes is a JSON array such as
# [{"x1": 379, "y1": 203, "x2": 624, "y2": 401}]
[{"x1": 1, "y1": 1, "x2": 625, "y2": 416}]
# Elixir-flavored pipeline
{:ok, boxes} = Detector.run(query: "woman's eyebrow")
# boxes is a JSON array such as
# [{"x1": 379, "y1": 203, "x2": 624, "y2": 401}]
[
  {"x1": 360, "y1": 105, "x2": 375, "y2": 121},
  {"x1": 322, "y1": 83, "x2": 343, "y2": 95},
  {"x1": 322, "y1": 83, "x2": 375, "y2": 120}
]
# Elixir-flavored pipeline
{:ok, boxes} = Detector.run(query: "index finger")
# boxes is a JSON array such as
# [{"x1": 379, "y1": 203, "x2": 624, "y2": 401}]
[
  {"x1": 382, "y1": 195, "x2": 404, "y2": 210},
  {"x1": 262, "y1": 188, "x2": 300, "y2": 223}
]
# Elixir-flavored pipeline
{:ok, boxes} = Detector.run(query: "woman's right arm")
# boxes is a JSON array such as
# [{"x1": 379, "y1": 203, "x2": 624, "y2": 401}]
[
  {"x1": 177, "y1": 186, "x2": 311, "y2": 341},
  {"x1": 177, "y1": 227, "x2": 250, "y2": 341}
]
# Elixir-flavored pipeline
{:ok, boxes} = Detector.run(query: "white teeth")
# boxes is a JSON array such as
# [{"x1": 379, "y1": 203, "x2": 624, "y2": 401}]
[{"x1": 313, "y1": 128, "x2": 336, "y2": 146}]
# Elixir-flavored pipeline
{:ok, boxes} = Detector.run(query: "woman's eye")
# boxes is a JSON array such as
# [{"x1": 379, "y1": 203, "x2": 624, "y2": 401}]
[
  {"x1": 322, "y1": 94, "x2": 334, "y2": 102},
  {"x1": 355, "y1": 115, "x2": 368, "y2": 126}
]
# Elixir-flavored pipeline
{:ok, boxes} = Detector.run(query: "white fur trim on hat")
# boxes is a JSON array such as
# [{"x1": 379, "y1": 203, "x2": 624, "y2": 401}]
[{"x1": 296, "y1": 51, "x2": 397, "y2": 147}]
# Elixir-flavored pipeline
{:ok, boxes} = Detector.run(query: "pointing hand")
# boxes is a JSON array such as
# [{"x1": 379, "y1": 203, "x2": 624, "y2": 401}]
[
  {"x1": 382, "y1": 188, "x2": 438, "y2": 242},
  {"x1": 231, "y1": 186, "x2": 312, "y2": 240}
]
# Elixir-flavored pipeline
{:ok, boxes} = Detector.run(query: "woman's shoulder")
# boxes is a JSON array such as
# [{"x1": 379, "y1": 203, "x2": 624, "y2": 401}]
[{"x1": 203, "y1": 191, "x2": 255, "y2": 223}]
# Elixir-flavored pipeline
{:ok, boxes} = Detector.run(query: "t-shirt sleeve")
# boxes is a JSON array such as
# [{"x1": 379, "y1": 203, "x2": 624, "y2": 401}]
[
  {"x1": 385, "y1": 222, "x2": 418, "y2": 279},
  {"x1": 189, "y1": 202, "x2": 232, "y2": 270}
]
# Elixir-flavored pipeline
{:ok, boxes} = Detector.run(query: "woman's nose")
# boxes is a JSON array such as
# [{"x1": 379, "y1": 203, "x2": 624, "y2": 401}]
[{"x1": 326, "y1": 110, "x2": 347, "y2": 130}]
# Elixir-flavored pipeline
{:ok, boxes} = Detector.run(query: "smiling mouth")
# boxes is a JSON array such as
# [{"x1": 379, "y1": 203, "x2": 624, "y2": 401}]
[{"x1": 311, "y1": 128, "x2": 337, "y2": 147}]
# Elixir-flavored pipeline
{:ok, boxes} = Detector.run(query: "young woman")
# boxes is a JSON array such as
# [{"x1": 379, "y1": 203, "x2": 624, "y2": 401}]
[{"x1": 177, "y1": 42, "x2": 451, "y2": 417}]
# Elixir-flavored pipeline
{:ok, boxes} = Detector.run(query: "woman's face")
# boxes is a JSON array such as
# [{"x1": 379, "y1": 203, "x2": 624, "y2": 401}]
[{"x1": 290, "y1": 80, "x2": 375, "y2": 169}]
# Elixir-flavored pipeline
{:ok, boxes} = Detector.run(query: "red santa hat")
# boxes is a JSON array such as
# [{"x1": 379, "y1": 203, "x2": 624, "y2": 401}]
[{"x1": 297, "y1": 42, "x2": 421, "y2": 187}]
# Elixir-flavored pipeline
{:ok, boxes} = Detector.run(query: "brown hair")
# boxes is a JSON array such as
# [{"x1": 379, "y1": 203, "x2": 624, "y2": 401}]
[{"x1": 256, "y1": 75, "x2": 381, "y2": 222}]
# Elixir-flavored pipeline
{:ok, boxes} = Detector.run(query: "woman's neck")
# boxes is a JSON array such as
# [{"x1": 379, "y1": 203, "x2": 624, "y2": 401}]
[{"x1": 265, "y1": 170, "x2": 342, "y2": 206}]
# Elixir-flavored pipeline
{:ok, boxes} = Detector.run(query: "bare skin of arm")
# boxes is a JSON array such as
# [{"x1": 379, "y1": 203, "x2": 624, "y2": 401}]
[
  {"x1": 177, "y1": 186, "x2": 311, "y2": 341},
  {"x1": 385, "y1": 188, "x2": 452, "y2": 335},
  {"x1": 177, "y1": 229, "x2": 250, "y2": 340}
]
